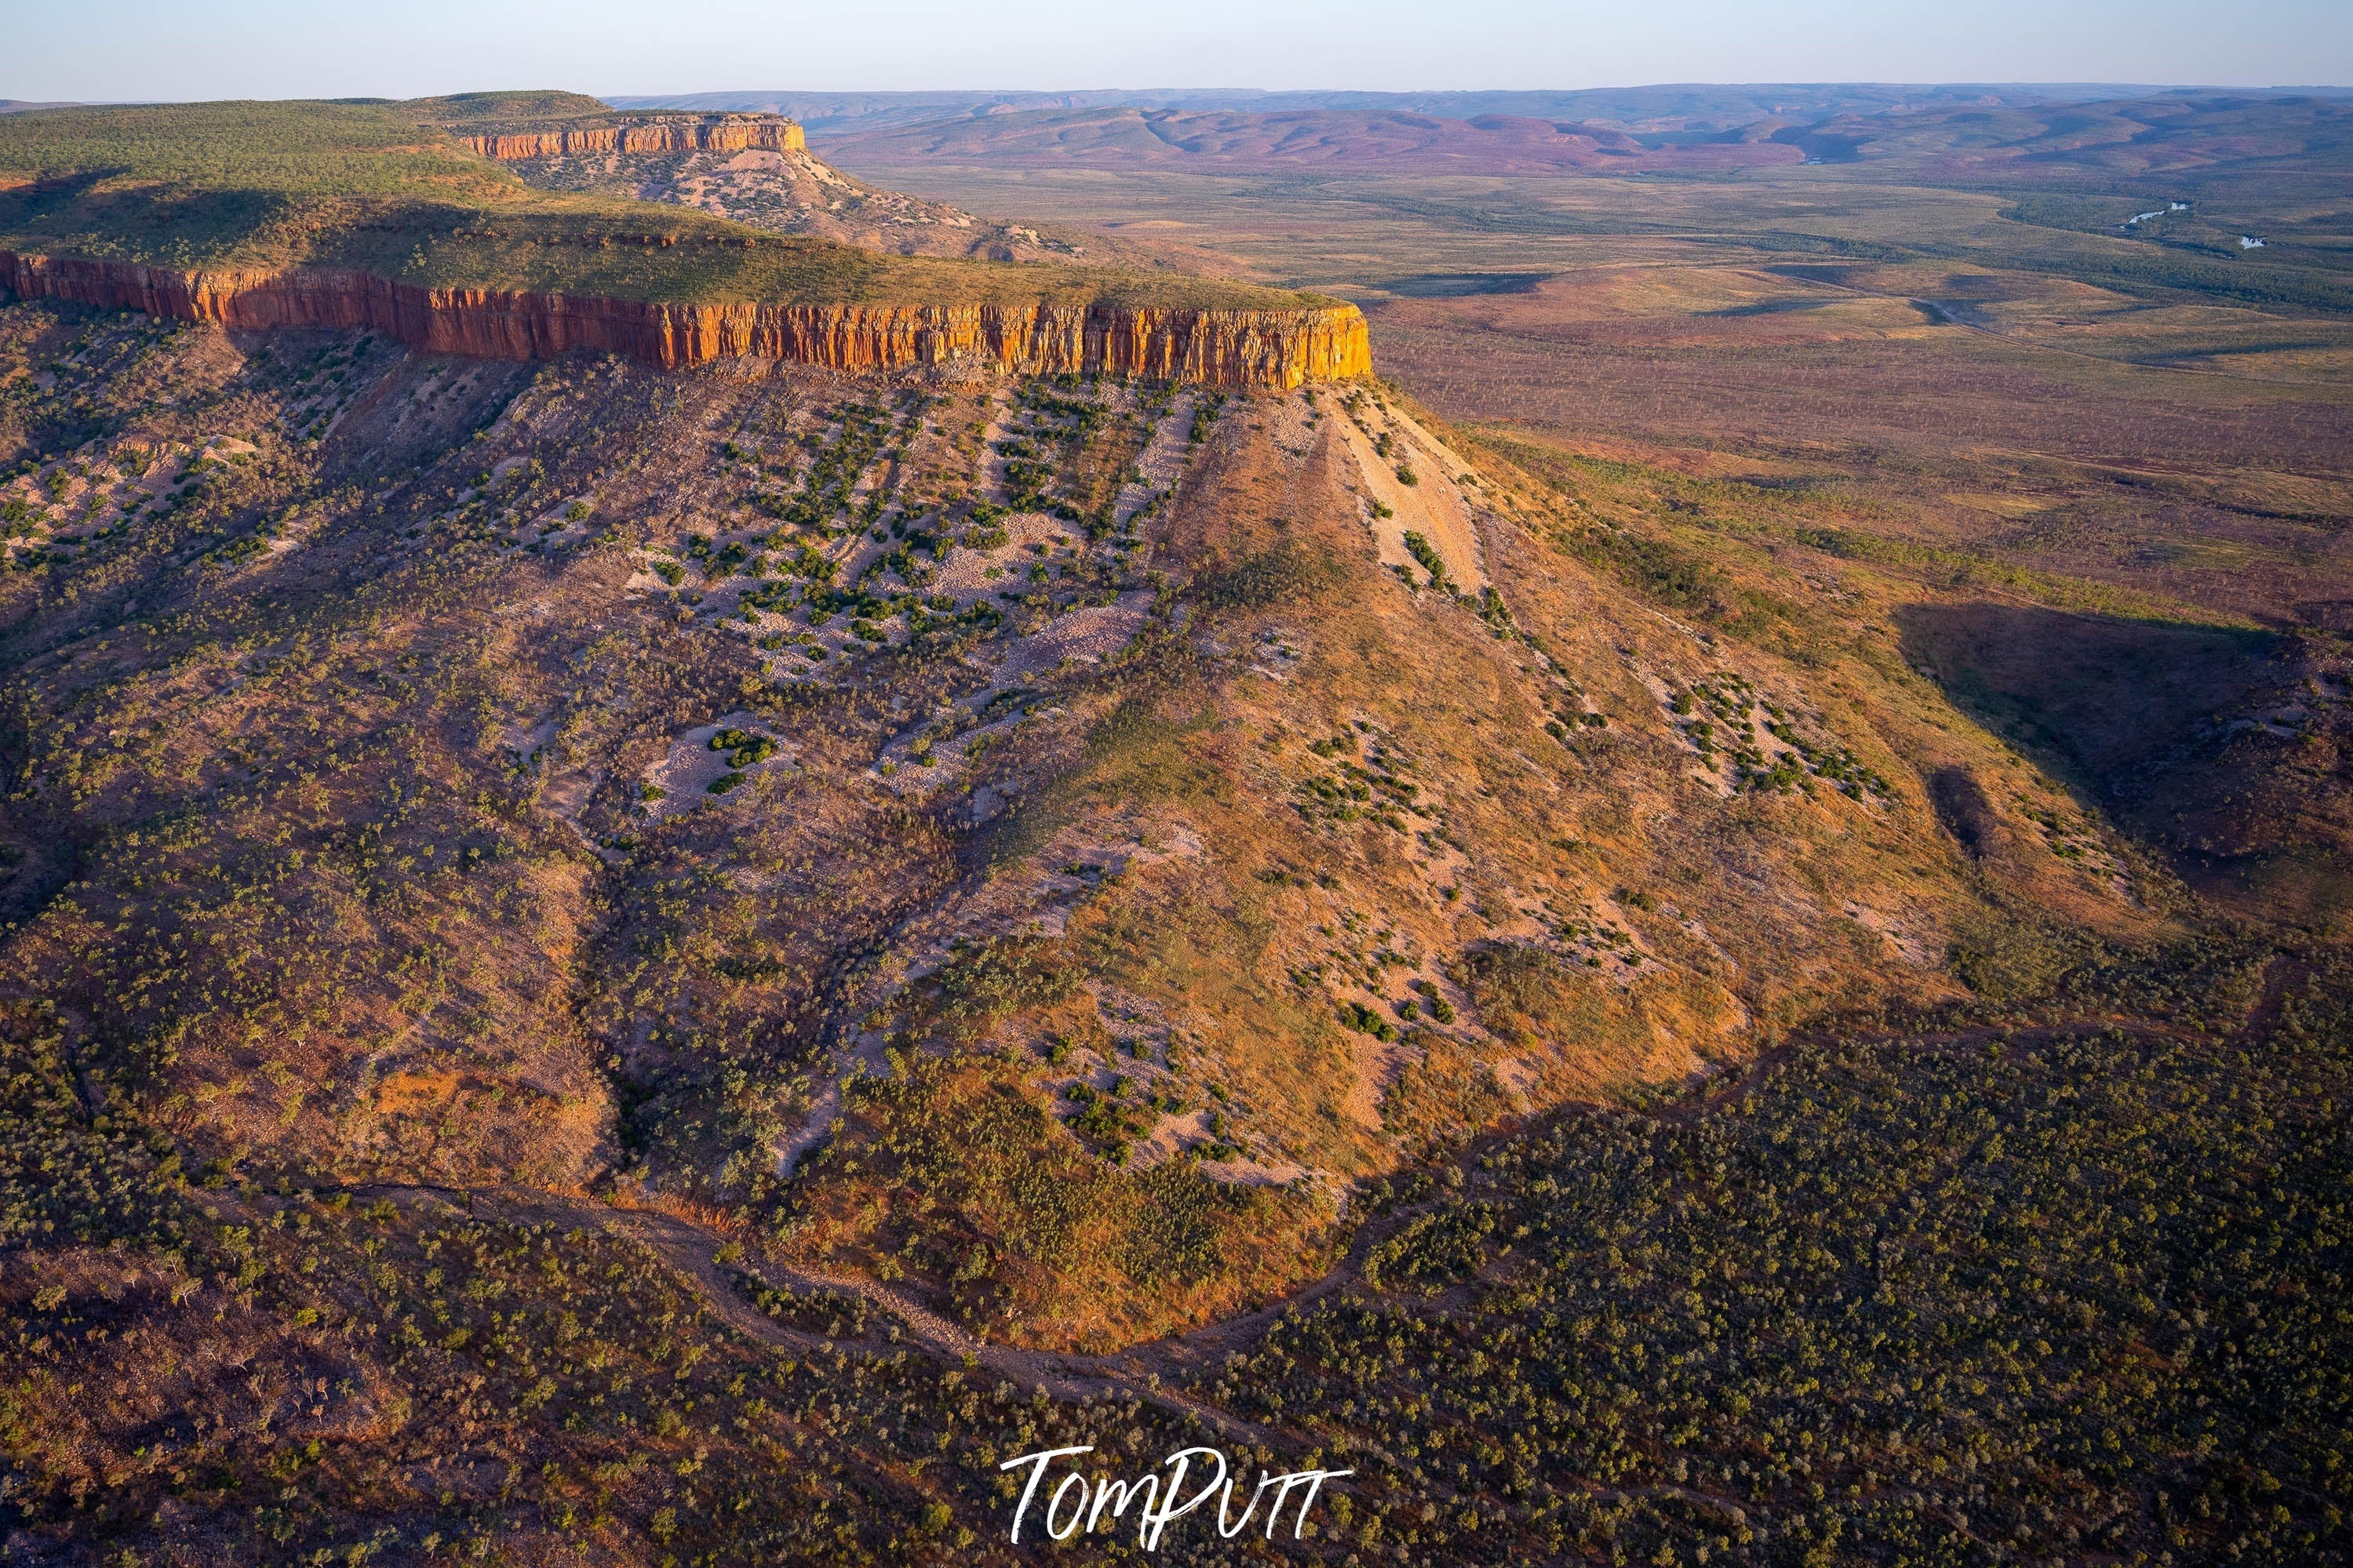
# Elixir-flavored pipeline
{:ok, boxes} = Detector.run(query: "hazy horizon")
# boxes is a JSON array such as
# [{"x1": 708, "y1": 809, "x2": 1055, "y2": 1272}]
[
  {"x1": 9, "y1": 80, "x2": 2352, "y2": 115},
  {"x1": 7, "y1": 0, "x2": 2349, "y2": 104}
]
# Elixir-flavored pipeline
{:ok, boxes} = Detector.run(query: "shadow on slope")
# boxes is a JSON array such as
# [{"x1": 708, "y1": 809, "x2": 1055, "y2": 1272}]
[{"x1": 1897, "y1": 602, "x2": 2353, "y2": 931}]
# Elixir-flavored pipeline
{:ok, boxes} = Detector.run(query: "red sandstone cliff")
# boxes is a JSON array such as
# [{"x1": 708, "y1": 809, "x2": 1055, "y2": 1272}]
[
  {"x1": 0, "y1": 251, "x2": 1371, "y2": 389},
  {"x1": 458, "y1": 117, "x2": 808, "y2": 160}
]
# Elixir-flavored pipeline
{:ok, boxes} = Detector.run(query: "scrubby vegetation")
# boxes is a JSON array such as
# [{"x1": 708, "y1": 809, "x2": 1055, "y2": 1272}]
[
  {"x1": 0, "y1": 1188, "x2": 1105, "y2": 1563},
  {"x1": 1207, "y1": 949, "x2": 2353, "y2": 1566}
]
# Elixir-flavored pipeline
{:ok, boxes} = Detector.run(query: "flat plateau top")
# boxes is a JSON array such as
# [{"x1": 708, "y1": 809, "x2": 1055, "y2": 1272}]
[
  {"x1": 0, "y1": 97, "x2": 1333, "y2": 313},
  {"x1": 411, "y1": 90, "x2": 800, "y2": 139}
]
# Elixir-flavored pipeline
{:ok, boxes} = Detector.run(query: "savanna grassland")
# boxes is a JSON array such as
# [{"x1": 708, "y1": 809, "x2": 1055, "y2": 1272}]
[{"x1": 0, "y1": 89, "x2": 2347, "y2": 1568}]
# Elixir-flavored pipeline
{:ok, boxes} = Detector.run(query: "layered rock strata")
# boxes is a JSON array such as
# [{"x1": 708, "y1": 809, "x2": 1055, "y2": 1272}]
[
  {"x1": 457, "y1": 117, "x2": 808, "y2": 160},
  {"x1": 0, "y1": 252, "x2": 1369, "y2": 388}
]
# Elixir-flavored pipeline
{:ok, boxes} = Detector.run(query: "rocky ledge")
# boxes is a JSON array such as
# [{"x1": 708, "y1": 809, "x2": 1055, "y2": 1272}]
[
  {"x1": 0, "y1": 252, "x2": 1371, "y2": 389},
  {"x1": 456, "y1": 115, "x2": 808, "y2": 160}
]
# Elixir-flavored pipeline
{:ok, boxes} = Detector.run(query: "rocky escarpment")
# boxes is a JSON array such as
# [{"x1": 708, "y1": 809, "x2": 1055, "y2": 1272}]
[
  {"x1": 0, "y1": 251, "x2": 1371, "y2": 388},
  {"x1": 497, "y1": 140, "x2": 1075, "y2": 265},
  {"x1": 457, "y1": 115, "x2": 807, "y2": 160}
]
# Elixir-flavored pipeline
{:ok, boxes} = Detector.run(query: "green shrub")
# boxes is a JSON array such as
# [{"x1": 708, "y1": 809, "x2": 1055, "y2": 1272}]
[
  {"x1": 933, "y1": 937, "x2": 1076, "y2": 1021},
  {"x1": 1197, "y1": 540, "x2": 1344, "y2": 610},
  {"x1": 708, "y1": 728, "x2": 778, "y2": 768},
  {"x1": 1401, "y1": 529, "x2": 1451, "y2": 591}
]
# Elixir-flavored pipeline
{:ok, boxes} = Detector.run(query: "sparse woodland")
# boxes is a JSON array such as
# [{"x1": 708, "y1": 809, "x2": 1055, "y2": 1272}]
[{"x1": 0, "y1": 275, "x2": 2344, "y2": 1567}]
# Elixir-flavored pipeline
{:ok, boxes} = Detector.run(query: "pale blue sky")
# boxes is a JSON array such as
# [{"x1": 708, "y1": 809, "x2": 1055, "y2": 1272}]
[{"x1": 5, "y1": 0, "x2": 2348, "y2": 103}]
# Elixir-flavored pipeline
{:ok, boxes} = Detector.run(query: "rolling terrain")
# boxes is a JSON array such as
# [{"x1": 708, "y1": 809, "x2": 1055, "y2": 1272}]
[
  {"x1": 0, "y1": 87, "x2": 2345, "y2": 1566},
  {"x1": 617, "y1": 84, "x2": 2238, "y2": 136}
]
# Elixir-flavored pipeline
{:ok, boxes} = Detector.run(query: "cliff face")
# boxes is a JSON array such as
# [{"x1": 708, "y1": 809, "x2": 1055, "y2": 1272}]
[
  {"x1": 458, "y1": 117, "x2": 808, "y2": 160},
  {"x1": 0, "y1": 251, "x2": 1371, "y2": 389}
]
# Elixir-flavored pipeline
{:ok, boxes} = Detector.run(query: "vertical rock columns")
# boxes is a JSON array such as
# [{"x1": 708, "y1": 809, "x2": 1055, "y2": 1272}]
[{"x1": 0, "y1": 251, "x2": 1371, "y2": 389}]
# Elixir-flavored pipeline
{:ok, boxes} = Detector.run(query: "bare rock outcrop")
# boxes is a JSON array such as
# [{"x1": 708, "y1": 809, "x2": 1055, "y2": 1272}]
[
  {"x1": 457, "y1": 115, "x2": 807, "y2": 160},
  {"x1": 0, "y1": 251, "x2": 1371, "y2": 388}
]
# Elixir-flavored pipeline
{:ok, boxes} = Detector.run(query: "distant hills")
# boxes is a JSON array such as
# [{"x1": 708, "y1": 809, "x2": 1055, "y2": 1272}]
[
  {"x1": 610, "y1": 85, "x2": 2176, "y2": 135},
  {"x1": 772, "y1": 105, "x2": 1801, "y2": 177},
  {"x1": 614, "y1": 85, "x2": 2353, "y2": 196},
  {"x1": 613, "y1": 83, "x2": 2351, "y2": 136}
]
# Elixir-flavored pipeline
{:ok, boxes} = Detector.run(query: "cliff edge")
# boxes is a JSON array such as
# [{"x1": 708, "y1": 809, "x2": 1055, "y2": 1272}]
[
  {"x1": 453, "y1": 114, "x2": 808, "y2": 161},
  {"x1": 0, "y1": 251, "x2": 1371, "y2": 387}
]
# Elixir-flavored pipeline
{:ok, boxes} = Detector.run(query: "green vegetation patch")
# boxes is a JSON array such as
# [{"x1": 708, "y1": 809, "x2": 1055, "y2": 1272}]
[
  {"x1": 929, "y1": 936, "x2": 1078, "y2": 1024},
  {"x1": 1214, "y1": 949, "x2": 2353, "y2": 1565},
  {"x1": 0, "y1": 999, "x2": 185, "y2": 1250}
]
